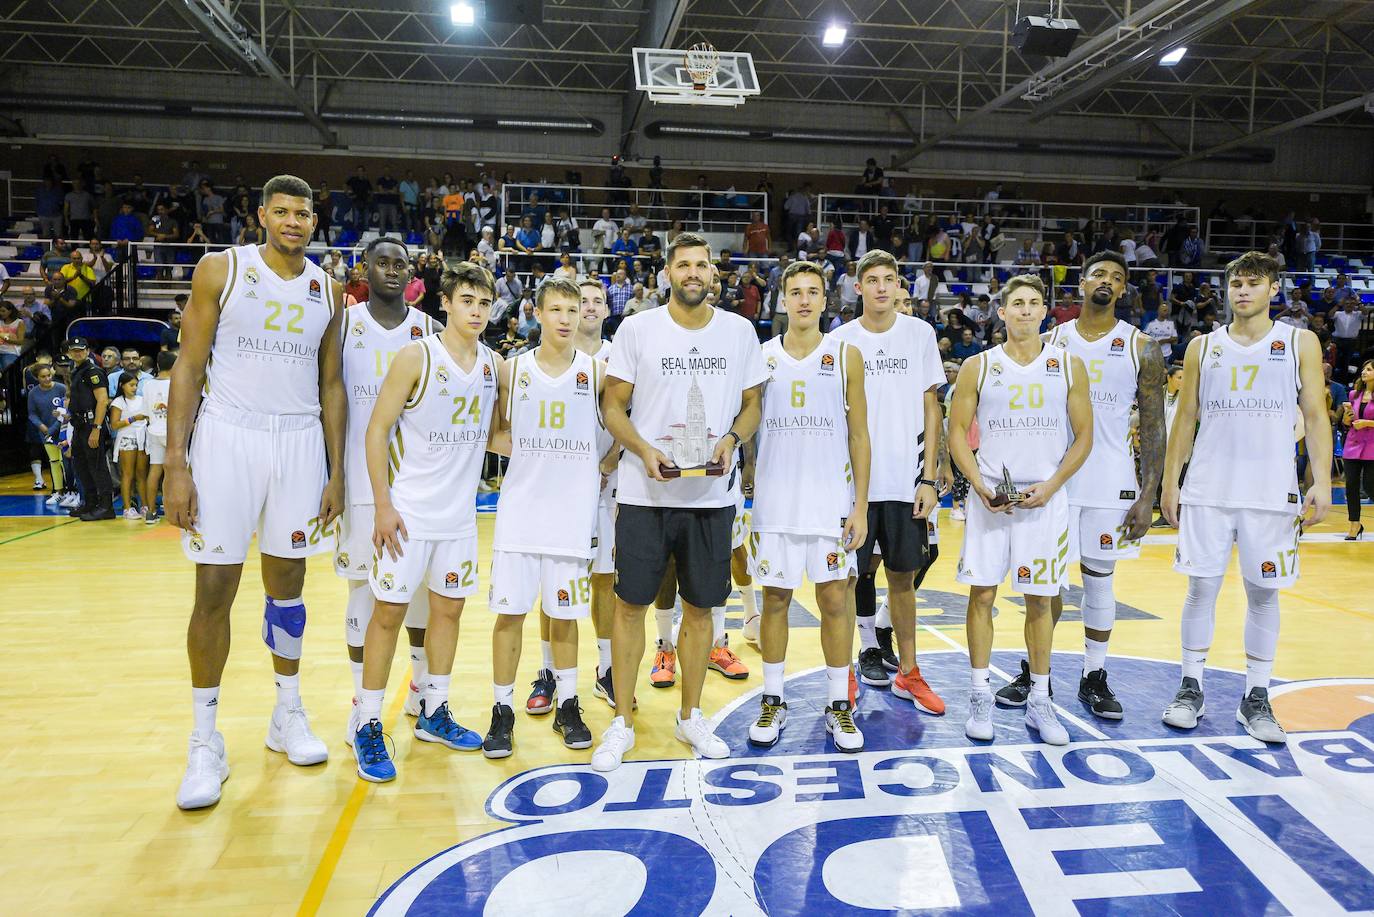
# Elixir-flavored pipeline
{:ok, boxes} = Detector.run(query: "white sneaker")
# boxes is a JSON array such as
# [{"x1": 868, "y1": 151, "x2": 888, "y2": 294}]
[
  {"x1": 176, "y1": 731, "x2": 229, "y2": 810},
  {"x1": 742, "y1": 612, "x2": 761, "y2": 644},
  {"x1": 122, "y1": 507, "x2": 142, "y2": 520},
  {"x1": 266, "y1": 703, "x2": 329, "y2": 765},
  {"x1": 403, "y1": 681, "x2": 423, "y2": 717},
  {"x1": 825, "y1": 700, "x2": 864, "y2": 753},
  {"x1": 965, "y1": 691, "x2": 995, "y2": 741},
  {"x1": 60, "y1": 492, "x2": 81, "y2": 508},
  {"x1": 44, "y1": 492, "x2": 61, "y2": 507},
  {"x1": 591, "y1": 716, "x2": 636, "y2": 772},
  {"x1": 1025, "y1": 697, "x2": 1069, "y2": 746},
  {"x1": 950, "y1": 507, "x2": 966, "y2": 521},
  {"x1": 748, "y1": 695, "x2": 787, "y2": 747},
  {"x1": 344, "y1": 702, "x2": 361, "y2": 748},
  {"x1": 674, "y1": 708, "x2": 729, "y2": 759}
]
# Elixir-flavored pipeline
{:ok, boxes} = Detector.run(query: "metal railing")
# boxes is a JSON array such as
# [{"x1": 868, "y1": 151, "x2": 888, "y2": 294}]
[
  {"x1": 1203, "y1": 218, "x2": 1374, "y2": 260},
  {"x1": 499, "y1": 182, "x2": 768, "y2": 238}
]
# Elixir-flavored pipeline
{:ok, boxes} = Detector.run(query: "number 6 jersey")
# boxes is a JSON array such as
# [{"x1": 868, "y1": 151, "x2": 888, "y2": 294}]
[{"x1": 493, "y1": 348, "x2": 604, "y2": 559}]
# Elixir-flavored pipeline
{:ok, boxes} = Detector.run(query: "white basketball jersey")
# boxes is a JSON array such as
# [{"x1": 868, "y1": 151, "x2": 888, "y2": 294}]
[
  {"x1": 1181, "y1": 323, "x2": 1301, "y2": 512},
  {"x1": 206, "y1": 244, "x2": 334, "y2": 416},
  {"x1": 974, "y1": 344, "x2": 1073, "y2": 487},
  {"x1": 342, "y1": 303, "x2": 436, "y2": 505},
  {"x1": 494, "y1": 349, "x2": 603, "y2": 558},
  {"x1": 590, "y1": 339, "x2": 617, "y2": 504},
  {"x1": 1049, "y1": 319, "x2": 1141, "y2": 508},
  {"x1": 388, "y1": 336, "x2": 497, "y2": 539},
  {"x1": 753, "y1": 335, "x2": 854, "y2": 536}
]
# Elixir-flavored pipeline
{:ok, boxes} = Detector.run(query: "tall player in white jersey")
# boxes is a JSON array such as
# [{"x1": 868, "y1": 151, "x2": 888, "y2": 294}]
[
  {"x1": 831, "y1": 249, "x2": 947, "y2": 718},
  {"x1": 1161, "y1": 251, "x2": 1331, "y2": 744},
  {"x1": 481, "y1": 278, "x2": 607, "y2": 759},
  {"x1": 996, "y1": 251, "x2": 1166, "y2": 719},
  {"x1": 336, "y1": 238, "x2": 437, "y2": 736},
  {"x1": 351, "y1": 263, "x2": 501, "y2": 783},
  {"x1": 948, "y1": 274, "x2": 1093, "y2": 746},
  {"x1": 748, "y1": 260, "x2": 870, "y2": 752},
  {"x1": 166, "y1": 175, "x2": 346, "y2": 810}
]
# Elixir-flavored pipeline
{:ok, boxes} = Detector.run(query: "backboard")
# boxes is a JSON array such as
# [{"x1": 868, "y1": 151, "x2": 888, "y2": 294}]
[{"x1": 632, "y1": 47, "x2": 761, "y2": 107}]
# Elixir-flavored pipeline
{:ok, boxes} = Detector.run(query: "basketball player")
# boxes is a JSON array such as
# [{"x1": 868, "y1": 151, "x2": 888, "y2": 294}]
[
  {"x1": 1161, "y1": 251, "x2": 1330, "y2": 744},
  {"x1": 831, "y1": 249, "x2": 946, "y2": 715},
  {"x1": 995, "y1": 251, "x2": 1166, "y2": 718},
  {"x1": 483, "y1": 278, "x2": 604, "y2": 758},
  {"x1": 593, "y1": 232, "x2": 767, "y2": 772},
  {"x1": 948, "y1": 274, "x2": 1093, "y2": 745},
  {"x1": 352, "y1": 264, "x2": 499, "y2": 782},
  {"x1": 167, "y1": 174, "x2": 345, "y2": 810},
  {"x1": 749, "y1": 260, "x2": 871, "y2": 752},
  {"x1": 337, "y1": 238, "x2": 438, "y2": 747}
]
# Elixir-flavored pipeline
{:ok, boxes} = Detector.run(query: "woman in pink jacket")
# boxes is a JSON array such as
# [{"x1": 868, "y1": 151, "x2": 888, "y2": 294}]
[{"x1": 1341, "y1": 359, "x2": 1374, "y2": 540}]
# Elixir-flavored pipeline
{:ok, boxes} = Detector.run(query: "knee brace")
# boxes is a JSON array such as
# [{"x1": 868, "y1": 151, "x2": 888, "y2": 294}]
[
  {"x1": 855, "y1": 571, "x2": 877, "y2": 618},
  {"x1": 1242, "y1": 580, "x2": 1281, "y2": 661},
  {"x1": 1180, "y1": 575, "x2": 1224, "y2": 652},
  {"x1": 263, "y1": 595, "x2": 306, "y2": 660},
  {"x1": 1079, "y1": 560, "x2": 1116, "y2": 632}
]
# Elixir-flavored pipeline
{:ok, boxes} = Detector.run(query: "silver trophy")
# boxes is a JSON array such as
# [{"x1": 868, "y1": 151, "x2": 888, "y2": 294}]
[
  {"x1": 990, "y1": 465, "x2": 1025, "y2": 507},
  {"x1": 661, "y1": 376, "x2": 724, "y2": 478}
]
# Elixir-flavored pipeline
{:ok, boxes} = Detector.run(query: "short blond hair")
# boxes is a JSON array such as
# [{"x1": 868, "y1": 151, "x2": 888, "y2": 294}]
[
  {"x1": 536, "y1": 277, "x2": 582, "y2": 309},
  {"x1": 856, "y1": 249, "x2": 899, "y2": 281},
  {"x1": 1002, "y1": 273, "x2": 1045, "y2": 301}
]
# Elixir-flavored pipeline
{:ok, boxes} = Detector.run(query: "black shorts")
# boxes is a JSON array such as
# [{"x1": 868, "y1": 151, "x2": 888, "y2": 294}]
[
  {"x1": 614, "y1": 504, "x2": 733, "y2": 609},
  {"x1": 856, "y1": 500, "x2": 931, "y2": 574}
]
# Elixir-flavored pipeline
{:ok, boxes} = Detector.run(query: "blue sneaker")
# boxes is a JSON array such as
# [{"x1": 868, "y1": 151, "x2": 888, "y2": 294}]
[
  {"x1": 415, "y1": 701, "x2": 483, "y2": 751},
  {"x1": 353, "y1": 719, "x2": 395, "y2": 783}
]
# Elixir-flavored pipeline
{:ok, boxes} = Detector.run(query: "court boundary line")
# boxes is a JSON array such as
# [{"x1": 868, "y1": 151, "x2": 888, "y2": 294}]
[{"x1": 0, "y1": 518, "x2": 78, "y2": 546}]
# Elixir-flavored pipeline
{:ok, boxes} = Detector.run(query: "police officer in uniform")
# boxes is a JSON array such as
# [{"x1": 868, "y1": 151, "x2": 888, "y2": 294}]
[{"x1": 64, "y1": 337, "x2": 116, "y2": 521}]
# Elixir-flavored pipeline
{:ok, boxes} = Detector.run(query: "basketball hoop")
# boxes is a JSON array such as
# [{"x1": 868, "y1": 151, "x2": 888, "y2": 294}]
[{"x1": 684, "y1": 42, "x2": 720, "y2": 92}]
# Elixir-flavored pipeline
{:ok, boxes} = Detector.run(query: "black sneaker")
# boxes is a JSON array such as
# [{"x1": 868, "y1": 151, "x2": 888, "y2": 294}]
[
  {"x1": 482, "y1": 704, "x2": 515, "y2": 759},
  {"x1": 79, "y1": 504, "x2": 116, "y2": 521},
  {"x1": 1150, "y1": 517, "x2": 1171, "y2": 529},
  {"x1": 1078, "y1": 668, "x2": 1123, "y2": 720},
  {"x1": 858, "y1": 647, "x2": 891, "y2": 687},
  {"x1": 553, "y1": 698, "x2": 593, "y2": 749},
  {"x1": 525, "y1": 668, "x2": 555, "y2": 716},
  {"x1": 875, "y1": 626, "x2": 900, "y2": 673},
  {"x1": 592, "y1": 667, "x2": 617, "y2": 708},
  {"x1": 994, "y1": 659, "x2": 1051, "y2": 707},
  {"x1": 67, "y1": 504, "x2": 88, "y2": 517}
]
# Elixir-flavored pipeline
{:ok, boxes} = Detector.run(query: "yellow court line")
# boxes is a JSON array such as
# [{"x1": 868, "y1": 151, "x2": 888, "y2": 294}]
[
  {"x1": 1281, "y1": 588, "x2": 1374, "y2": 622},
  {"x1": 296, "y1": 685, "x2": 410, "y2": 917}
]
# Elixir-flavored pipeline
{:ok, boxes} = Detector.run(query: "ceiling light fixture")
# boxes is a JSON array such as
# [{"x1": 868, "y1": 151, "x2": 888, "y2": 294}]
[
  {"x1": 451, "y1": 3, "x2": 476, "y2": 26},
  {"x1": 1160, "y1": 46, "x2": 1187, "y2": 66},
  {"x1": 822, "y1": 24, "x2": 847, "y2": 47}
]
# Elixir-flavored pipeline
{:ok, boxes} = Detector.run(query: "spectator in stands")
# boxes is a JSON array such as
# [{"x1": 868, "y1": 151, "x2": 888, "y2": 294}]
[
  {"x1": 554, "y1": 208, "x2": 580, "y2": 253},
  {"x1": 978, "y1": 215, "x2": 1001, "y2": 264},
  {"x1": 1145, "y1": 303, "x2": 1179, "y2": 363},
  {"x1": 744, "y1": 211, "x2": 770, "y2": 256},
  {"x1": 847, "y1": 218, "x2": 875, "y2": 260},
  {"x1": 1162, "y1": 214, "x2": 1190, "y2": 267},
  {"x1": 718, "y1": 270, "x2": 742, "y2": 314},
  {"x1": 236, "y1": 213, "x2": 265, "y2": 246},
  {"x1": 553, "y1": 253, "x2": 578, "y2": 282},
  {"x1": 1048, "y1": 290, "x2": 1080, "y2": 328},
  {"x1": 198, "y1": 181, "x2": 228, "y2": 244},
  {"x1": 516, "y1": 295, "x2": 539, "y2": 338},
  {"x1": 610, "y1": 227, "x2": 638, "y2": 265},
  {"x1": 1137, "y1": 268, "x2": 1162, "y2": 317},
  {"x1": 424, "y1": 213, "x2": 446, "y2": 253},
  {"x1": 25, "y1": 361, "x2": 66, "y2": 491},
  {"x1": 1178, "y1": 227, "x2": 1205, "y2": 269},
  {"x1": 623, "y1": 204, "x2": 648, "y2": 241},
  {"x1": 766, "y1": 255, "x2": 790, "y2": 296},
  {"x1": 857, "y1": 158, "x2": 884, "y2": 195},
  {"x1": 828, "y1": 304, "x2": 855, "y2": 331},
  {"x1": 1119, "y1": 231, "x2": 1138, "y2": 266},
  {"x1": 783, "y1": 184, "x2": 812, "y2": 246},
  {"x1": 229, "y1": 193, "x2": 251, "y2": 242},
  {"x1": 1169, "y1": 271, "x2": 1198, "y2": 311},
  {"x1": 105, "y1": 202, "x2": 141, "y2": 244},
  {"x1": 937, "y1": 336, "x2": 953, "y2": 360},
  {"x1": 1135, "y1": 231, "x2": 1161, "y2": 268},
  {"x1": 345, "y1": 264, "x2": 369, "y2": 304},
  {"x1": 951, "y1": 328, "x2": 982, "y2": 363},
  {"x1": 311, "y1": 182, "x2": 334, "y2": 244},
  {"x1": 476, "y1": 227, "x2": 498, "y2": 268},
  {"x1": 515, "y1": 216, "x2": 541, "y2": 274},
  {"x1": 539, "y1": 212, "x2": 558, "y2": 253},
  {"x1": 64, "y1": 178, "x2": 95, "y2": 239},
  {"x1": 824, "y1": 220, "x2": 847, "y2": 275},
  {"x1": 17, "y1": 290, "x2": 49, "y2": 339},
  {"x1": 740, "y1": 262, "x2": 766, "y2": 322},
  {"x1": 1276, "y1": 297, "x2": 1312, "y2": 330},
  {"x1": 166, "y1": 184, "x2": 197, "y2": 232},
  {"x1": 0, "y1": 301, "x2": 25, "y2": 371},
  {"x1": 1299, "y1": 220, "x2": 1321, "y2": 273},
  {"x1": 106, "y1": 347, "x2": 150, "y2": 397},
  {"x1": 496, "y1": 316, "x2": 525, "y2": 356},
  {"x1": 346, "y1": 166, "x2": 373, "y2": 229},
  {"x1": 161, "y1": 304, "x2": 183, "y2": 351},
  {"x1": 838, "y1": 260, "x2": 860, "y2": 312},
  {"x1": 94, "y1": 185, "x2": 120, "y2": 239},
  {"x1": 98, "y1": 346, "x2": 119, "y2": 374},
  {"x1": 1332, "y1": 294, "x2": 1364, "y2": 369},
  {"x1": 638, "y1": 226, "x2": 662, "y2": 266},
  {"x1": 985, "y1": 275, "x2": 1002, "y2": 308},
  {"x1": 83, "y1": 238, "x2": 115, "y2": 285},
  {"x1": 606, "y1": 269, "x2": 633, "y2": 326},
  {"x1": 60, "y1": 249, "x2": 97, "y2": 306},
  {"x1": 374, "y1": 170, "x2": 401, "y2": 233},
  {"x1": 796, "y1": 221, "x2": 818, "y2": 258},
  {"x1": 323, "y1": 250, "x2": 347, "y2": 283},
  {"x1": 1056, "y1": 231, "x2": 1083, "y2": 280},
  {"x1": 1195, "y1": 282, "x2": 1220, "y2": 317},
  {"x1": 1014, "y1": 238, "x2": 1040, "y2": 267},
  {"x1": 34, "y1": 177, "x2": 64, "y2": 240}
]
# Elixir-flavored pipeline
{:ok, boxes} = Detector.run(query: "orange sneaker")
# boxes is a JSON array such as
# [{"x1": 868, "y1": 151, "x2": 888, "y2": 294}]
[
  {"x1": 708, "y1": 640, "x2": 749, "y2": 679},
  {"x1": 848, "y1": 665, "x2": 861, "y2": 709},
  {"x1": 892, "y1": 664, "x2": 945, "y2": 715},
  {"x1": 650, "y1": 648, "x2": 677, "y2": 687}
]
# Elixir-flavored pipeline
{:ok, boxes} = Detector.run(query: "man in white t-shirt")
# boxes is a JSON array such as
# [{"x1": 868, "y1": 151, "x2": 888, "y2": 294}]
[
  {"x1": 1144, "y1": 303, "x2": 1179, "y2": 362},
  {"x1": 594, "y1": 232, "x2": 768, "y2": 772},
  {"x1": 832, "y1": 249, "x2": 948, "y2": 718}
]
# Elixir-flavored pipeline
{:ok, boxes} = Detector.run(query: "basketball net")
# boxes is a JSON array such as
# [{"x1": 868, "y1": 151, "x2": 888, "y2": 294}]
[{"x1": 685, "y1": 42, "x2": 720, "y2": 92}]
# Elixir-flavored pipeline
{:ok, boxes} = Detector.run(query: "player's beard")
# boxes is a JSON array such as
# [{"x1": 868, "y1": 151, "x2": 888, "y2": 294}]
[
  {"x1": 673, "y1": 282, "x2": 710, "y2": 307},
  {"x1": 1089, "y1": 286, "x2": 1114, "y2": 307}
]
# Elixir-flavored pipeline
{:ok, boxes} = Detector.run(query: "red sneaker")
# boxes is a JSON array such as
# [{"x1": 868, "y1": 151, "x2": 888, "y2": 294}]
[
  {"x1": 848, "y1": 665, "x2": 861, "y2": 709},
  {"x1": 892, "y1": 664, "x2": 945, "y2": 715},
  {"x1": 708, "y1": 640, "x2": 749, "y2": 679}
]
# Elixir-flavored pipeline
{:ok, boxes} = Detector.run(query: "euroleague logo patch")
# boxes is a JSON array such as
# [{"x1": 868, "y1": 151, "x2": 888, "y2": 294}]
[
  {"x1": 1110, "y1": 337, "x2": 1126, "y2": 353},
  {"x1": 556, "y1": 588, "x2": 571, "y2": 607},
  {"x1": 1016, "y1": 564, "x2": 1032, "y2": 583},
  {"x1": 1270, "y1": 340, "x2": 1286, "y2": 356},
  {"x1": 1261, "y1": 560, "x2": 1278, "y2": 579},
  {"x1": 444, "y1": 571, "x2": 461, "y2": 590},
  {"x1": 483, "y1": 363, "x2": 494, "y2": 383},
  {"x1": 410, "y1": 325, "x2": 425, "y2": 340},
  {"x1": 308, "y1": 278, "x2": 322, "y2": 299},
  {"x1": 371, "y1": 656, "x2": 1374, "y2": 916},
  {"x1": 291, "y1": 529, "x2": 307, "y2": 549},
  {"x1": 1099, "y1": 533, "x2": 1114, "y2": 549},
  {"x1": 825, "y1": 551, "x2": 840, "y2": 572},
  {"x1": 820, "y1": 353, "x2": 835, "y2": 372},
  {"x1": 576, "y1": 371, "x2": 589, "y2": 392},
  {"x1": 1045, "y1": 357, "x2": 1061, "y2": 374}
]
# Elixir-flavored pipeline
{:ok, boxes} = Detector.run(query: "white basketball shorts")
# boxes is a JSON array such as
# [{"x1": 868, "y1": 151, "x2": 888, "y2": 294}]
[
  {"x1": 592, "y1": 496, "x2": 617, "y2": 576},
  {"x1": 956, "y1": 490, "x2": 1071, "y2": 597},
  {"x1": 750, "y1": 531, "x2": 856, "y2": 590},
  {"x1": 1175, "y1": 504, "x2": 1301, "y2": 589},
  {"x1": 1068, "y1": 504, "x2": 1142, "y2": 565},
  {"x1": 335, "y1": 502, "x2": 376, "y2": 581},
  {"x1": 489, "y1": 550, "x2": 593, "y2": 620},
  {"x1": 370, "y1": 531, "x2": 480, "y2": 603}
]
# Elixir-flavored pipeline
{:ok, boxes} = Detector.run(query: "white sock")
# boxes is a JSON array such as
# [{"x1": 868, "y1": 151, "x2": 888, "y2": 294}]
[
  {"x1": 655, "y1": 606, "x2": 676, "y2": 650},
  {"x1": 1029, "y1": 671, "x2": 1050, "y2": 701},
  {"x1": 409, "y1": 645, "x2": 428, "y2": 691},
  {"x1": 493, "y1": 681, "x2": 515, "y2": 709},
  {"x1": 423, "y1": 674, "x2": 450, "y2": 713},
  {"x1": 1181, "y1": 575, "x2": 1223, "y2": 684},
  {"x1": 1243, "y1": 580, "x2": 1281, "y2": 692},
  {"x1": 554, "y1": 666, "x2": 578, "y2": 704},
  {"x1": 970, "y1": 666, "x2": 991, "y2": 694},
  {"x1": 857, "y1": 615, "x2": 878, "y2": 650},
  {"x1": 540, "y1": 640, "x2": 554, "y2": 673},
  {"x1": 192, "y1": 686, "x2": 220, "y2": 738},
  {"x1": 31, "y1": 461, "x2": 43, "y2": 484},
  {"x1": 597, "y1": 638, "x2": 612, "y2": 675},
  {"x1": 826, "y1": 665, "x2": 849, "y2": 704},
  {"x1": 349, "y1": 660, "x2": 364, "y2": 699},
  {"x1": 275, "y1": 673, "x2": 300, "y2": 707},
  {"x1": 1083, "y1": 637, "x2": 1109, "y2": 677},
  {"x1": 711, "y1": 606, "x2": 726, "y2": 645},
  {"x1": 763, "y1": 661, "x2": 785, "y2": 699},
  {"x1": 875, "y1": 598, "x2": 891, "y2": 629},
  {"x1": 358, "y1": 687, "x2": 384, "y2": 725},
  {"x1": 740, "y1": 585, "x2": 758, "y2": 621}
]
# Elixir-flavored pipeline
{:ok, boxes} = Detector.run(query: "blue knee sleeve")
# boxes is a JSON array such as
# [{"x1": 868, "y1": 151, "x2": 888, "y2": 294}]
[{"x1": 263, "y1": 596, "x2": 306, "y2": 660}]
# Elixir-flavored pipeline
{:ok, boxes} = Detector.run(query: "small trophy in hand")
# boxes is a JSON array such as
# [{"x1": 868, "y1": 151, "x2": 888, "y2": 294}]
[{"x1": 989, "y1": 465, "x2": 1025, "y2": 508}]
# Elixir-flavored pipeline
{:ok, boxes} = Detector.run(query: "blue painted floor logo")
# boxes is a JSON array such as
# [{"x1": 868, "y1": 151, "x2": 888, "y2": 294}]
[{"x1": 372, "y1": 652, "x2": 1374, "y2": 915}]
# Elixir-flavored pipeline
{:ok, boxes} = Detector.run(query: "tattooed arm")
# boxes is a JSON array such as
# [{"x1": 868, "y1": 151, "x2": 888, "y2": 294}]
[{"x1": 1127, "y1": 335, "x2": 1167, "y2": 540}]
